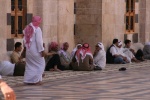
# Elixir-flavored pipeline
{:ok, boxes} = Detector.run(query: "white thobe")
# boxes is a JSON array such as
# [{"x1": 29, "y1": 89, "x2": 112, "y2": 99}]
[
  {"x1": 93, "y1": 50, "x2": 106, "y2": 69},
  {"x1": 0, "y1": 61, "x2": 15, "y2": 76},
  {"x1": 123, "y1": 48, "x2": 135, "y2": 60},
  {"x1": 23, "y1": 23, "x2": 45, "y2": 83},
  {"x1": 117, "y1": 47, "x2": 131, "y2": 63}
]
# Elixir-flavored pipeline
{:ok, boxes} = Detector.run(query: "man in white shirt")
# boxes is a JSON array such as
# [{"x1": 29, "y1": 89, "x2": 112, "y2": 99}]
[
  {"x1": 117, "y1": 41, "x2": 130, "y2": 63},
  {"x1": 93, "y1": 42, "x2": 106, "y2": 70},
  {"x1": 0, "y1": 61, "x2": 25, "y2": 76},
  {"x1": 123, "y1": 40, "x2": 139, "y2": 62},
  {"x1": 106, "y1": 39, "x2": 128, "y2": 64}
]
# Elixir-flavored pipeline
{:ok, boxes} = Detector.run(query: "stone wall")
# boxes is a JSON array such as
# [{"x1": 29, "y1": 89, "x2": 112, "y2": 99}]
[
  {"x1": 145, "y1": 0, "x2": 150, "y2": 42},
  {"x1": 139, "y1": 0, "x2": 150, "y2": 43},
  {"x1": 139, "y1": 0, "x2": 146, "y2": 43},
  {"x1": 102, "y1": 0, "x2": 126, "y2": 49},
  {"x1": 75, "y1": 0, "x2": 102, "y2": 52},
  {"x1": 75, "y1": 0, "x2": 126, "y2": 51},
  {"x1": 0, "y1": 0, "x2": 10, "y2": 61},
  {"x1": 31, "y1": 0, "x2": 74, "y2": 52},
  {"x1": 0, "y1": 0, "x2": 74, "y2": 61}
]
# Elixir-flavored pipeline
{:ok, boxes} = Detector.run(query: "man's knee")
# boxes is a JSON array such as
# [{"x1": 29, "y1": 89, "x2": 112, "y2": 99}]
[{"x1": 114, "y1": 57, "x2": 124, "y2": 64}]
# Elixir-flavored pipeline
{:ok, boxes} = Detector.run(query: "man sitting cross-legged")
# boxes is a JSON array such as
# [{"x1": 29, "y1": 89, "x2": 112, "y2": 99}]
[
  {"x1": 45, "y1": 42, "x2": 65, "y2": 71},
  {"x1": 106, "y1": 39, "x2": 128, "y2": 64},
  {"x1": 93, "y1": 42, "x2": 106, "y2": 70},
  {"x1": 124, "y1": 39, "x2": 144, "y2": 61},
  {"x1": 124, "y1": 39, "x2": 140, "y2": 62}
]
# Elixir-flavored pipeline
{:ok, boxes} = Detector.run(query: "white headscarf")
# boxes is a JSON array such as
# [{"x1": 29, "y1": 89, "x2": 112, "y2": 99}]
[
  {"x1": 118, "y1": 41, "x2": 122, "y2": 46},
  {"x1": 71, "y1": 44, "x2": 82, "y2": 59},
  {"x1": 73, "y1": 44, "x2": 82, "y2": 53},
  {"x1": 98, "y1": 42, "x2": 105, "y2": 51}
]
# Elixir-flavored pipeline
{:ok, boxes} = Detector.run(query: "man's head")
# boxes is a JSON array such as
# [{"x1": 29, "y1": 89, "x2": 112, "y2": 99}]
[
  {"x1": 124, "y1": 39, "x2": 131, "y2": 48},
  {"x1": 63, "y1": 42, "x2": 69, "y2": 51},
  {"x1": 49, "y1": 42, "x2": 58, "y2": 52},
  {"x1": 32, "y1": 16, "x2": 42, "y2": 27},
  {"x1": 77, "y1": 44, "x2": 82, "y2": 50},
  {"x1": 95, "y1": 44, "x2": 101, "y2": 51},
  {"x1": 118, "y1": 41, "x2": 122, "y2": 48},
  {"x1": 15, "y1": 42, "x2": 22, "y2": 52},
  {"x1": 113, "y1": 39, "x2": 119, "y2": 46},
  {"x1": 95, "y1": 42, "x2": 104, "y2": 51}
]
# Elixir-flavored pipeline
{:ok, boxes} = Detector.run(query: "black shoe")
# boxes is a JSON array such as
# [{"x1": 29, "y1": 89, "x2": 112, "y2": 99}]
[
  {"x1": 119, "y1": 67, "x2": 126, "y2": 71},
  {"x1": 94, "y1": 66, "x2": 102, "y2": 71}
]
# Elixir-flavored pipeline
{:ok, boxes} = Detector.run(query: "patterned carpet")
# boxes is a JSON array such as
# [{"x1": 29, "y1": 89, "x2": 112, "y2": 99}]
[{"x1": 1, "y1": 60, "x2": 150, "y2": 100}]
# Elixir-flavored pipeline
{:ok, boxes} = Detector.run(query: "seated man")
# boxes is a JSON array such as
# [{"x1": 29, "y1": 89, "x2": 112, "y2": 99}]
[
  {"x1": 117, "y1": 41, "x2": 130, "y2": 63},
  {"x1": 124, "y1": 39, "x2": 140, "y2": 62},
  {"x1": 143, "y1": 42, "x2": 150, "y2": 59},
  {"x1": 106, "y1": 39, "x2": 128, "y2": 64},
  {"x1": 0, "y1": 61, "x2": 25, "y2": 76},
  {"x1": 58, "y1": 42, "x2": 71, "y2": 70},
  {"x1": 93, "y1": 42, "x2": 106, "y2": 70},
  {"x1": 124, "y1": 39, "x2": 144, "y2": 61},
  {"x1": 11, "y1": 42, "x2": 23, "y2": 64},
  {"x1": 71, "y1": 43, "x2": 94, "y2": 71},
  {"x1": 45, "y1": 42, "x2": 65, "y2": 71},
  {"x1": 71, "y1": 43, "x2": 82, "y2": 60},
  {"x1": 0, "y1": 75, "x2": 16, "y2": 100}
]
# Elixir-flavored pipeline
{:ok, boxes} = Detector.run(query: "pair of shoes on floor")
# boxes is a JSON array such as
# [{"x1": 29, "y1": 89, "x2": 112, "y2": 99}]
[{"x1": 119, "y1": 67, "x2": 126, "y2": 71}]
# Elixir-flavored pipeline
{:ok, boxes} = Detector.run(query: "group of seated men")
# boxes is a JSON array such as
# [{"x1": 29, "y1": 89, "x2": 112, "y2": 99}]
[
  {"x1": 1, "y1": 38, "x2": 150, "y2": 76},
  {"x1": 106, "y1": 39, "x2": 144, "y2": 64}
]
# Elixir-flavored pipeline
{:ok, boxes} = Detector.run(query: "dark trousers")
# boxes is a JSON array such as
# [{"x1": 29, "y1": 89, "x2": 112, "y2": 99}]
[
  {"x1": 13, "y1": 62, "x2": 25, "y2": 76},
  {"x1": 135, "y1": 49, "x2": 144, "y2": 60},
  {"x1": 45, "y1": 54, "x2": 65, "y2": 71}
]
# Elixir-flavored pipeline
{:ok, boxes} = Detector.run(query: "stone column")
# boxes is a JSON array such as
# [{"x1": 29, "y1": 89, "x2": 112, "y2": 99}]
[
  {"x1": 75, "y1": 0, "x2": 102, "y2": 52},
  {"x1": 139, "y1": 0, "x2": 146, "y2": 43},
  {"x1": 57, "y1": 0, "x2": 75, "y2": 52},
  {"x1": 145, "y1": 0, "x2": 150, "y2": 42},
  {"x1": 42, "y1": 0, "x2": 58, "y2": 52},
  {"x1": 102, "y1": 0, "x2": 125, "y2": 49},
  {"x1": 0, "y1": 0, "x2": 9, "y2": 60}
]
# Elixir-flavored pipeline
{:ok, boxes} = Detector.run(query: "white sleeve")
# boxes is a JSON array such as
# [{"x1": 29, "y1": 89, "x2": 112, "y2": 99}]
[
  {"x1": 36, "y1": 28, "x2": 44, "y2": 52},
  {"x1": 110, "y1": 47, "x2": 117, "y2": 56},
  {"x1": 98, "y1": 52, "x2": 106, "y2": 69},
  {"x1": 0, "y1": 75, "x2": 2, "y2": 79},
  {"x1": 94, "y1": 51, "x2": 106, "y2": 69}
]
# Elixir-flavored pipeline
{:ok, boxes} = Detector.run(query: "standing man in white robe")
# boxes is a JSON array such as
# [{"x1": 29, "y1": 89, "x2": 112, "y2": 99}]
[
  {"x1": 93, "y1": 42, "x2": 106, "y2": 70},
  {"x1": 23, "y1": 16, "x2": 45, "y2": 85}
]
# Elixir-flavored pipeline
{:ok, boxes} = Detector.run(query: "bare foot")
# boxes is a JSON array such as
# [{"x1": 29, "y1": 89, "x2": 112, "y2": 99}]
[
  {"x1": 54, "y1": 68, "x2": 61, "y2": 72},
  {"x1": 49, "y1": 68, "x2": 55, "y2": 71}
]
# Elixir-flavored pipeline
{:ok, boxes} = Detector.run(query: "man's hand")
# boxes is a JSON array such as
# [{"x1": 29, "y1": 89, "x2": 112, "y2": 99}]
[
  {"x1": 41, "y1": 51, "x2": 46, "y2": 57},
  {"x1": 0, "y1": 82, "x2": 16, "y2": 100},
  {"x1": 123, "y1": 57, "x2": 127, "y2": 61},
  {"x1": 93, "y1": 50, "x2": 99, "y2": 57},
  {"x1": 130, "y1": 49, "x2": 135, "y2": 54}
]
